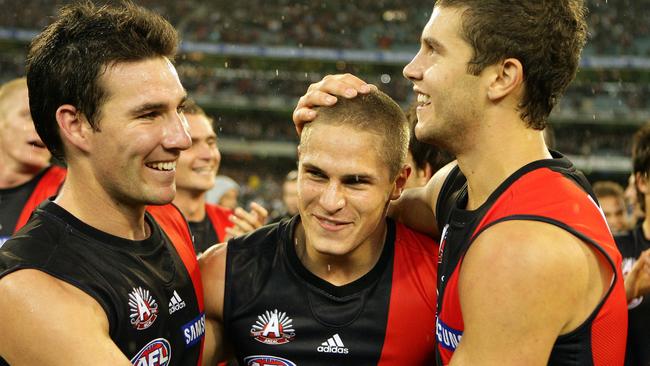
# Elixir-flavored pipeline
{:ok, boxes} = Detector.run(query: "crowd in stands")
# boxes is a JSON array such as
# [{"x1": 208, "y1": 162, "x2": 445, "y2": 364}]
[{"x1": 2, "y1": 0, "x2": 650, "y2": 55}]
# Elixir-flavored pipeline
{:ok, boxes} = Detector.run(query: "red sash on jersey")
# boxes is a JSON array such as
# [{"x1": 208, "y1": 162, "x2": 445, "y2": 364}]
[
  {"x1": 14, "y1": 166, "x2": 66, "y2": 233},
  {"x1": 437, "y1": 167, "x2": 627, "y2": 366},
  {"x1": 377, "y1": 222, "x2": 438, "y2": 365},
  {"x1": 205, "y1": 203, "x2": 234, "y2": 242},
  {"x1": 147, "y1": 204, "x2": 205, "y2": 365}
]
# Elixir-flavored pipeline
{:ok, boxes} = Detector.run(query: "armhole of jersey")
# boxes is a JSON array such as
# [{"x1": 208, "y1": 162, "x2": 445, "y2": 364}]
[
  {"x1": 222, "y1": 237, "x2": 235, "y2": 337},
  {"x1": 1, "y1": 266, "x2": 117, "y2": 337},
  {"x1": 435, "y1": 165, "x2": 461, "y2": 231},
  {"x1": 470, "y1": 214, "x2": 618, "y2": 340}
]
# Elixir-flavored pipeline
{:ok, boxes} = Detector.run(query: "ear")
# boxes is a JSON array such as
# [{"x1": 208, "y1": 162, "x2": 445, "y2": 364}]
[
  {"x1": 635, "y1": 172, "x2": 647, "y2": 195},
  {"x1": 423, "y1": 162, "x2": 434, "y2": 181},
  {"x1": 390, "y1": 165, "x2": 411, "y2": 200},
  {"x1": 56, "y1": 104, "x2": 93, "y2": 154},
  {"x1": 486, "y1": 58, "x2": 524, "y2": 102}
]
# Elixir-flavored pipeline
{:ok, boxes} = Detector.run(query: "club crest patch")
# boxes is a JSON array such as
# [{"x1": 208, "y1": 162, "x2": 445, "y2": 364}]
[
  {"x1": 243, "y1": 355, "x2": 296, "y2": 366},
  {"x1": 250, "y1": 309, "x2": 295, "y2": 345},
  {"x1": 129, "y1": 286, "x2": 159, "y2": 330}
]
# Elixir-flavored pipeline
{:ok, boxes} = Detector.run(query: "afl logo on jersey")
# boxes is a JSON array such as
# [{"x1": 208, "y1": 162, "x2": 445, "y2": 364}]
[
  {"x1": 243, "y1": 355, "x2": 296, "y2": 366},
  {"x1": 129, "y1": 286, "x2": 159, "y2": 330},
  {"x1": 130, "y1": 338, "x2": 171, "y2": 366},
  {"x1": 250, "y1": 309, "x2": 296, "y2": 345}
]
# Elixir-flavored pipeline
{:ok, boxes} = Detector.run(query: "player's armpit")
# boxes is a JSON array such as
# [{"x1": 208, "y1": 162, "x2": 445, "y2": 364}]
[
  {"x1": 450, "y1": 220, "x2": 610, "y2": 366},
  {"x1": 0, "y1": 269, "x2": 131, "y2": 365}
]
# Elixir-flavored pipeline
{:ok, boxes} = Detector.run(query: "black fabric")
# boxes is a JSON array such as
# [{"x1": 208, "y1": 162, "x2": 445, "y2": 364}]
[
  {"x1": 223, "y1": 216, "x2": 396, "y2": 365},
  {"x1": 0, "y1": 200, "x2": 202, "y2": 365},
  {"x1": 435, "y1": 151, "x2": 605, "y2": 366},
  {"x1": 189, "y1": 214, "x2": 218, "y2": 255},
  {"x1": 615, "y1": 226, "x2": 650, "y2": 366},
  {"x1": 0, "y1": 169, "x2": 44, "y2": 246}
]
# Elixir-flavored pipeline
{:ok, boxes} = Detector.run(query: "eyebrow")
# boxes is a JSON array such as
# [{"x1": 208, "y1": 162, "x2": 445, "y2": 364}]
[
  {"x1": 303, "y1": 163, "x2": 376, "y2": 183},
  {"x1": 129, "y1": 95, "x2": 188, "y2": 117},
  {"x1": 422, "y1": 36, "x2": 446, "y2": 53}
]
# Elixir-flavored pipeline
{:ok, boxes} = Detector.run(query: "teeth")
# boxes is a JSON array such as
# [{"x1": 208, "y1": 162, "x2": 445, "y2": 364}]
[
  {"x1": 417, "y1": 93, "x2": 431, "y2": 104},
  {"x1": 147, "y1": 161, "x2": 176, "y2": 171}
]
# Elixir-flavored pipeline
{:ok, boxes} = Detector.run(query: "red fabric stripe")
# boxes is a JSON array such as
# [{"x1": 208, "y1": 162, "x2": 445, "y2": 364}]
[
  {"x1": 377, "y1": 223, "x2": 438, "y2": 365},
  {"x1": 14, "y1": 166, "x2": 66, "y2": 233},
  {"x1": 147, "y1": 204, "x2": 205, "y2": 365},
  {"x1": 205, "y1": 203, "x2": 234, "y2": 242}
]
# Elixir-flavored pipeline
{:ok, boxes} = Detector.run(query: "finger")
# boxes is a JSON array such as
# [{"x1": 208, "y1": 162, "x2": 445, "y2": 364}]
[
  {"x1": 311, "y1": 74, "x2": 374, "y2": 95},
  {"x1": 229, "y1": 211, "x2": 255, "y2": 233},
  {"x1": 234, "y1": 207, "x2": 258, "y2": 226},
  {"x1": 249, "y1": 202, "x2": 269, "y2": 224}
]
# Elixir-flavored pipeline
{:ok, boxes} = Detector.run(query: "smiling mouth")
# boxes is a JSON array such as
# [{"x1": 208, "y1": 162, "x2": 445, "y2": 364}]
[
  {"x1": 314, "y1": 214, "x2": 351, "y2": 231},
  {"x1": 417, "y1": 93, "x2": 431, "y2": 106},
  {"x1": 146, "y1": 161, "x2": 176, "y2": 171}
]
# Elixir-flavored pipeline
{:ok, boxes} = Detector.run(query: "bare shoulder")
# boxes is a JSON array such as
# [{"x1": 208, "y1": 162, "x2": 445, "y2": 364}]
[
  {"x1": 0, "y1": 269, "x2": 129, "y2": 365},
  {"x1": 463, "y1": 220, "x2": 609, "y2": 331},
  {"x1": 451, "y1": 220, "x2": 608, "y2": 364},
  {"x1": 198, "y1": 242, "x2": 228, "y2": 320}
]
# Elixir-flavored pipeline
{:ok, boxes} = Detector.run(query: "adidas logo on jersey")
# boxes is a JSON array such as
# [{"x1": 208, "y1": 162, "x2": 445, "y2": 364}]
[
  {"x1": 317, "y1": 334, "x2": 349, "y2": 354},
  {"x1": 168, "y1": 290, "x2": 186, "y2": 314}
]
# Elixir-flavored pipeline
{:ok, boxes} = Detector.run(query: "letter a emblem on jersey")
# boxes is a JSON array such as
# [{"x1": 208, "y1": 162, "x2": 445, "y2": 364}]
[
  {"x1": 250, "y1": 309, "x2": 295, "y2": 345},
  {"x1": 129, "y1": 286, "x2": 159, "y2": 330}
]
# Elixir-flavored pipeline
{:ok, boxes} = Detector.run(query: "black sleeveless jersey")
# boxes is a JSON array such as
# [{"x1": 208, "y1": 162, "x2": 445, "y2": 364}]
[
  {"x1": 0, "y1": 201, "x2": 204, "y2": 365},
  {"x1": 223, "y1": 216, "x2": 438, "y2": 366},
  {"x1": 615, "y1": 226, "x2": 650, "y2": 366}
]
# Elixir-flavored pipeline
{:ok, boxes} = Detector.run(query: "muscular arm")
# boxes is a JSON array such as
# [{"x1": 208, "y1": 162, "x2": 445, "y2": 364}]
[
  {"x1": 0, "y1": 269, "x2": 131, "y2": 365},
  {"x1": 198, "y1": 243, "x2": 229, "y2": 365},
  {"x1": 450, "y1": 221, "x2": 612, "y2": 366}
]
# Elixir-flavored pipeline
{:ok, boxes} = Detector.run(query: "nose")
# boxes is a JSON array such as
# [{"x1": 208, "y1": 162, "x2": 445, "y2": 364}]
[
  {"x1": 163, "y1": 112, "x2": 192, "y2": 151},
  {"x1": 319, "y1": 181, "x2": 346, "y2": 213},
  {"x1": 403, "y1": 51, "x2": 423, "y2": 82}
]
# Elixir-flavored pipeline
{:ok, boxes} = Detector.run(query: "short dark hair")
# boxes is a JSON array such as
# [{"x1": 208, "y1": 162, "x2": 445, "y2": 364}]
[
  {"x1": 592, "y1": 181, "x2": 625, "y2": 201},
  {"x1": 632, "y1": 123, "x2": 650, "y2": 210},
  {"x1": 435, "y1": 0, "x2": 588, "y2": 130},
  {"x1": 302, "y1": 90, "x2": 409, "y2": 180},
  {"x1": 26, "y1": 1, "x2": 179, "y2": 161},
  {"x1": 405, "y1": 103, "x2": 452, "y2": 173}
]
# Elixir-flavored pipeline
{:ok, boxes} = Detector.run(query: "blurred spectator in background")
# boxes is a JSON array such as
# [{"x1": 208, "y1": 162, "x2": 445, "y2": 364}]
[
  {"x1": 614, "y1": 123, "x2": 650, "y2": 366},
  {"x1": 0, "y1": 77, "x2": 65, "y2": 246},
  {"x1": 593, "y1": 180, "x2": 630, "y2": 234},
  {"x1": 404, "y1": 103, "x2": 452, "y2": 189},
  {"x1": 174, "y1": 101, "x2": 267, "y2": 254},
  {"x1": 207, "y1": 175, "x2": 240, "y2": 210},
  {"x1": 269, "y1": 169, "x2": 298, "y2": 223},
  {"x1": 625, "y1": 173, "x2": 645, "y2": 226}
]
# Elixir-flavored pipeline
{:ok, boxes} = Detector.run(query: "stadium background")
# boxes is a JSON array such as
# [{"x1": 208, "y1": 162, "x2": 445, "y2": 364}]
[{"x1": 1, "y1": 0, "x2": 648, "y2": 214}]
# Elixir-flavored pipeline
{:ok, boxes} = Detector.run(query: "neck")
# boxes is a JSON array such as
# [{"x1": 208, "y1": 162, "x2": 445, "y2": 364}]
[
  {"x1": 0, "y1": 157, "x2": 44, "y2": 189},
  {"x1": 54, "y1": 168, "x2": 149, "y2": 240},
  {"x1": 173, "y1": 189, "x2": 207, "y2": 222},
  {"x1": 456, "y1": 116, "x2": 551, "y2": 210},
  {"x1": 294, "y1": 221, "x2": 387, "y2": 286}
]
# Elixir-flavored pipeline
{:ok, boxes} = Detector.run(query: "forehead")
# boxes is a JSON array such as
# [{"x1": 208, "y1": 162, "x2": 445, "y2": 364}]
[
  {"x1": 100, "y1": 57, "x2": 185, "y2": 110},
  {"x1": 301, "y1": 124, "x2": 389, "y2": 177},
  {"x1": 422, "y1": 5, "x2": 469, "y2": 49},
  {"x1": 186, "y1": 113, "x2": 215, "y2": 138}
]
